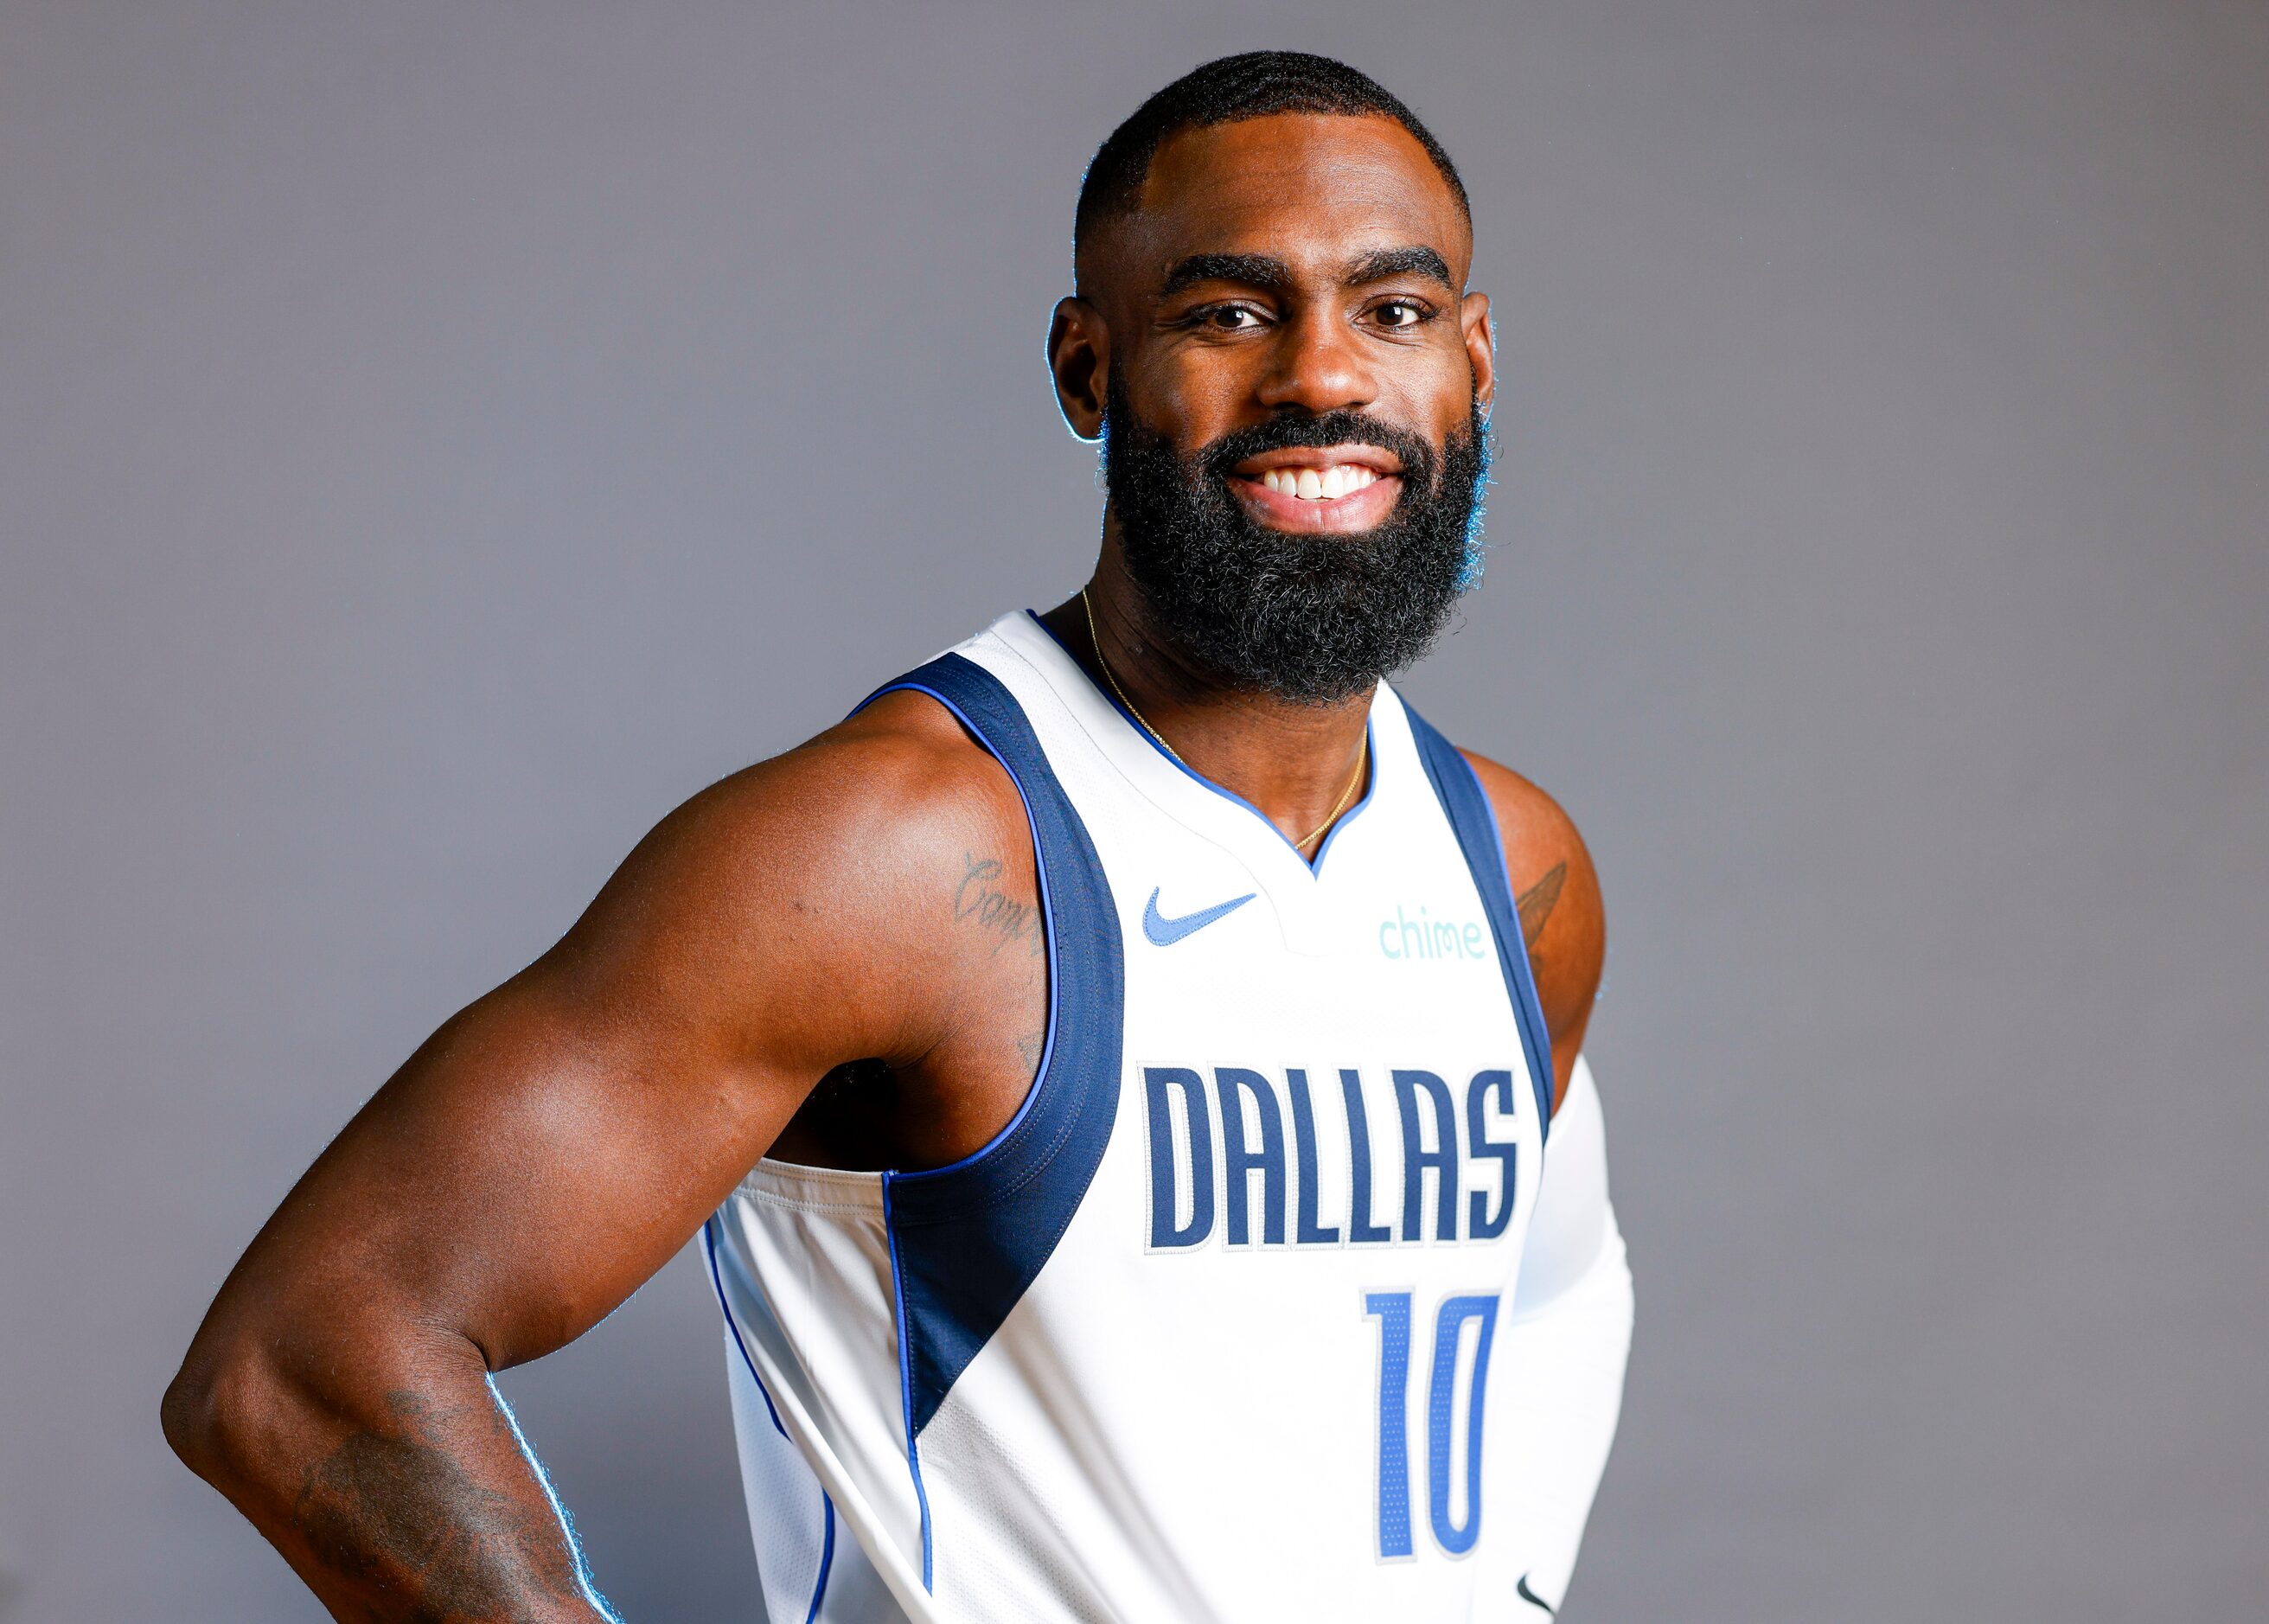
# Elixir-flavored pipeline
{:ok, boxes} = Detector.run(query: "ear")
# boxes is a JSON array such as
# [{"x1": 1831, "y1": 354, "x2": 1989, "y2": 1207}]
[
  {"x1": 1460, "y1": 291, "x2": 1495, "y2": 420},
  {"x1": 1048, "y1": 297, "x2": 1109, "y2": 441}
]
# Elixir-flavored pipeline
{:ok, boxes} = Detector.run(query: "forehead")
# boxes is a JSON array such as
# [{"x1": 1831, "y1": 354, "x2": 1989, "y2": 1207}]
[{"x1": 1112, "y1": 112, "x2": 1470, "y2": 291}]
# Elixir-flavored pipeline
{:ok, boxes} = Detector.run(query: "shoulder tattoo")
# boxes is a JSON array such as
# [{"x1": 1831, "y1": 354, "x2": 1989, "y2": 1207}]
[
  {"x1": 1518, "y1": 860, "x2": 1567, "y2": 949},
  {"x1": 953, "y1": 852, "x2": 1046, "y2": 959}
]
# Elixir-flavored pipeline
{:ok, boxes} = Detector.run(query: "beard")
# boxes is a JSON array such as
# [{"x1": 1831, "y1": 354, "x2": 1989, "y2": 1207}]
[{"x1": 1103, "y1": 375, "x2": 1490, "y2": 705}]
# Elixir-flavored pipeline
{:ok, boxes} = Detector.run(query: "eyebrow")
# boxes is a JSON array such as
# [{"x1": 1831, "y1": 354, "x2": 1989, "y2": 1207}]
[
  {"x1": 1345, "y1": 246, "x2": 1456, "y2": 291},
  {"x1": 1158, "y1": 253, "x2": 1292, "y2": 297},
  {"x1": 1157, "y1": 245, "x2": 1457, "y2": 298}
]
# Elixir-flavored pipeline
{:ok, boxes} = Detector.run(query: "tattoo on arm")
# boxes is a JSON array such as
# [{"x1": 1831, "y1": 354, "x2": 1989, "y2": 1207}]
[
  {"x1": 954, "y1": 852, "x2": 1046, "y2": 958},
  {"x1": 292, "y1": 1388, "x2": 597, "y2": 1623},
  {"x1": 1518, "y1": 861, "x2": 1567, "y2": 949}
]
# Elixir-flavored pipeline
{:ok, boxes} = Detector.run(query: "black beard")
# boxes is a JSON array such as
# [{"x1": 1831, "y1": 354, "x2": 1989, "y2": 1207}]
[{"x1": 1103, "y1": 377, "x2": 1489, "y2": 705}]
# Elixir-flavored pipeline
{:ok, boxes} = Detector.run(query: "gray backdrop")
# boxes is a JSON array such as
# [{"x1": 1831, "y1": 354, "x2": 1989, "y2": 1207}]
[{"x1": 3, "y1": 3, "x2": 2263, "y2": 1621}]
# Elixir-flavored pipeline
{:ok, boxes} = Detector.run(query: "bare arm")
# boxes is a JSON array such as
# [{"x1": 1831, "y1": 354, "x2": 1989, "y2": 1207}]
[
  {"x1": 1462, "y1": 751, "x2": 1606, "y2": 1113},
  {"x1": 162, "y1": 695, "x2": 1038, "y2": 1622}
]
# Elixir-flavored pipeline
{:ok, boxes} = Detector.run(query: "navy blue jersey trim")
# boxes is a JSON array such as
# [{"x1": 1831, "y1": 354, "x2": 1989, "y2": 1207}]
[
  {"x1": 1403, "y1": 707, "x2": 1556, "y2": 1138},
  {"x1": 854, "y1": 652, "x2": 1126, "y2": 1578},
  {"x1": 702, "y1": 1220, "x2": 834, "y2": 1618},
  {"x1": 1023, "y1": 609, "x2": 1379, "y2": 873}
]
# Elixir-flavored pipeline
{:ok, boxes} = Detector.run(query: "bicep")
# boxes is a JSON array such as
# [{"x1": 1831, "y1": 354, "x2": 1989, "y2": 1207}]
[
  {"x1": 255, "y1": 969, "x2": 792, "y2": 1371},
  {"x1": 208, "y1": 748, "x2": 962, "y2": 1373}
]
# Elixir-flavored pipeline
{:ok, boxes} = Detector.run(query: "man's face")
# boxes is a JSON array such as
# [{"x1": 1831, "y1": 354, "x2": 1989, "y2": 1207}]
[{"x1": 1058, "y1": 112, "x2": 1496, "y2": 702}]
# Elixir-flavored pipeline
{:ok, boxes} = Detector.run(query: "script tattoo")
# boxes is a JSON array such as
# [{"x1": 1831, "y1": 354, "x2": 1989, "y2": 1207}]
[
  {"x1": 954, "y1": 852, "x2": 1046, "y2": 958},
  {"x1": 292, "y1": 1389, "x2": 589, "y2": 1623},
  {"x1": 1518, "y1": 861, "x2": 1567, "y2": 949}
]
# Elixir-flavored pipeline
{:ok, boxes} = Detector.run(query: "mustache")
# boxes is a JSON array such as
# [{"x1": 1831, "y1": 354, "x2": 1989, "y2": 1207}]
[{"x1": 1195, "y1": 410, "x2": 1441, "y2": 485}]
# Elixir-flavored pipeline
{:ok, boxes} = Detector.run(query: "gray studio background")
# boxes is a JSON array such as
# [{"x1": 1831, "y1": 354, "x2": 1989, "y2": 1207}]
[{"x1": 3, "y1": 3, "x2": 2264, "y2": 1621}]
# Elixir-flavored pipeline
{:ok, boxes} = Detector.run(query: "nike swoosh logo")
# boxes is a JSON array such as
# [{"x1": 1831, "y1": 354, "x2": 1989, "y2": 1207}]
[
  {"x1": 1517, "y1": 1574, "x2": 1556, "y2": 1615},
  {"x1": 1141, "y1": 886, "x2": 1256, "y2": 946}
]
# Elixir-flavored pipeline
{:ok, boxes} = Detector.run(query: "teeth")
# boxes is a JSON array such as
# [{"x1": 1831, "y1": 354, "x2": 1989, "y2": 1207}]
[{"x1": 1257, "y1": 464, "x2": 1384, "y2": 500}]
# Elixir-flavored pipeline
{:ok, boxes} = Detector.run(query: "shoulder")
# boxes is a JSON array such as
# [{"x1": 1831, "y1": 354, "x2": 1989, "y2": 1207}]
[
  {"x1": 595, "y1": 688, "x2": 1024, "y2": 924},
  {"x1": 713, "y1": 687, "x2": 1029, "y2": 865},
  {"x1": 533, "y1": 687, "x2": 1030, "y2": 1069},
  {"x1": 1455, "y1": 750, "x2": 1606, "y2": 1102}
]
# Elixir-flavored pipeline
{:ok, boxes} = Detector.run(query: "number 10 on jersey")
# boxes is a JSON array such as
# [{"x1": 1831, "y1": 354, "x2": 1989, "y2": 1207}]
[{"x1": 1366, "y1": 1290, "x2": 1501, "y2": 1559}]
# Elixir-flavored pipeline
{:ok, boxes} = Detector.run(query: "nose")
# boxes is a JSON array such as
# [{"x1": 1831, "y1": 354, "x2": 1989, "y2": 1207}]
[{"x1": 1253, "y1": 306, "x2": 1377, "y2": 418}]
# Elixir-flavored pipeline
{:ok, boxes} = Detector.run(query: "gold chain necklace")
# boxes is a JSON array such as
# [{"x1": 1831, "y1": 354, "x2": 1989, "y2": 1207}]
[{"x1": 1080, "y1": 588, "x2": 1366, "y2": 851}]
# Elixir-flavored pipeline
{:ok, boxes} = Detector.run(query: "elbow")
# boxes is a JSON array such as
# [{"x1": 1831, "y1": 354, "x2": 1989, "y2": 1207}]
[
  {"x1": 159, "y1": 1356, "x2": 211, "y2": 1472},
  {"x1": 163, "y1": 1309, "x2": 472, "y2": 1496},
  {"x1": 161, "y1": 1331, "x2": 295, "y2": 1491},
  {"x1": 161, "y1": 1343, "x2": 240, "y2": 1482}
]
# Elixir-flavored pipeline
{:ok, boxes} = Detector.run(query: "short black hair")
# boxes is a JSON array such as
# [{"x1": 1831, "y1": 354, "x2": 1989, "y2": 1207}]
[{"x1": 1074, "y1": 52, "x2": 1468, "y2": 274}]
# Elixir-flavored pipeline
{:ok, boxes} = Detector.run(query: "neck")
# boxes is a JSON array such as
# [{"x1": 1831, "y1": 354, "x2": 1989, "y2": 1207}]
[{"x1": 1038, "y1": 533, "x2": 1373, "y2": 855}]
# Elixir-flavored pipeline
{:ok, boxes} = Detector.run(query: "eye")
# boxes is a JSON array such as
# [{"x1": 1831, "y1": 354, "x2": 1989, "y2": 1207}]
[
  {"x1": 1204, "y1": 304, "x2": 1265, "y2": 330},
  {"x1": 1372, "y1": 299, "x2": 1429, "y2": 329}
]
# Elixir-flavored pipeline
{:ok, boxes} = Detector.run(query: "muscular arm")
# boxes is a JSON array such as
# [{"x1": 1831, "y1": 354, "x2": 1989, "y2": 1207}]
[
  {"x1": 1462, "y1": 751, "x2": 1606, "y2": 1111},
  {"x1": 161, "y1": 694, "x2": 1040, "y2": 1623}
]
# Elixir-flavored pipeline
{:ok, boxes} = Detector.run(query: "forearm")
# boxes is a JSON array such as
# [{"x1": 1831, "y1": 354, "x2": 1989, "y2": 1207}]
[{"x1": 164, "y1": 1321, "x2": 614, "y2": 1624}]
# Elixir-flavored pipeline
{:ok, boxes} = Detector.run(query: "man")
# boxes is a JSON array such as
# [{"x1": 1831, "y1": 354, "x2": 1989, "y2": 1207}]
[{"x1": 165, "y1": 51, "x2": 1632, "y2": 1622}]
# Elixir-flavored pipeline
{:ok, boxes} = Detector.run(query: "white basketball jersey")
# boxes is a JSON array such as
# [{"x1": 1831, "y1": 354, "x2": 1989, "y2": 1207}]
[{"x1": 705, "y1": 611, "x2": 1557, "y2": 1623}]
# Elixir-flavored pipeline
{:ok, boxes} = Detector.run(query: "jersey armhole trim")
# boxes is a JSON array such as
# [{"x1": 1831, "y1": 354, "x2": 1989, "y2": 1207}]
[
  {"x1": 853, "y1": 651, "x2": 1128, "y2": 1593},
  {"x1": 1403, "y1": 706, "x2": 1556, "y2": 1139},
  {"x1": 869, "y1": 669, "x2": 1063, "y2": 1186}
]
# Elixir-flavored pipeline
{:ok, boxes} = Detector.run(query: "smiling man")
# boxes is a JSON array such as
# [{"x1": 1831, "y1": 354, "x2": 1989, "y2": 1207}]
[{"x1": 164, "y1": 52, "x2": 1632, "y2": 1623}]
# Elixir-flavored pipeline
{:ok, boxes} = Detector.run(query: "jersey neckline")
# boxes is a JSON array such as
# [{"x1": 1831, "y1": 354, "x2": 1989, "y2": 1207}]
[{"x1": 1015, "y1": 608, "x2": 1382, "y2": 880}]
